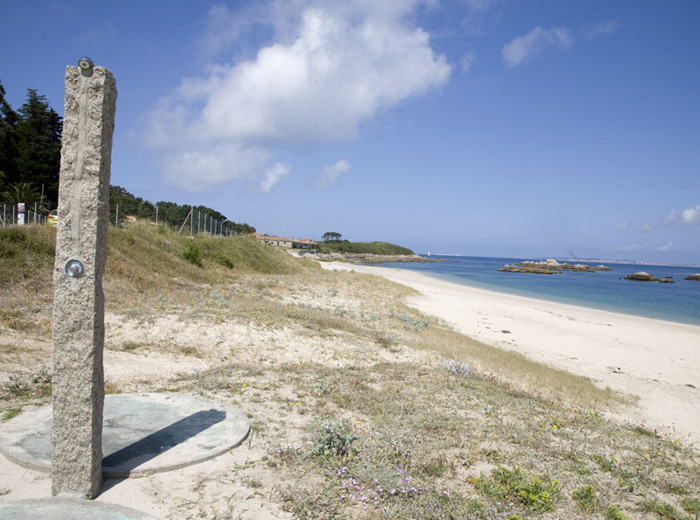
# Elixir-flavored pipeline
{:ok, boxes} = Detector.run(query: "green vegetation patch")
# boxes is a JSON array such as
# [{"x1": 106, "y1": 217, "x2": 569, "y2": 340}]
[
  {"x1": 318, "y1": 240, "x2": 414, "y2": 255},
  {"x1": 572, "y1": 484, "x2": 598, "y2": 514},
  {"x1": 182, "y1": 242, "x2": 203, "y2": 266},
  {"x1": 0, "y1": 226, "x2": 55, "y2": 285},
  {"x1": 471, "y1": 466, "x2": 561, "y2": 513},
  {"x1": 1, "y1": 408, "x2": 22, "y2": 421}
]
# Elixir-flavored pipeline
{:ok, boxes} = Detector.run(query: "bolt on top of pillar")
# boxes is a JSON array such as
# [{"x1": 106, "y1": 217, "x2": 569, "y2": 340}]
[{"x1": 78, "y1": 56, "x2": 94, "y2": 77}]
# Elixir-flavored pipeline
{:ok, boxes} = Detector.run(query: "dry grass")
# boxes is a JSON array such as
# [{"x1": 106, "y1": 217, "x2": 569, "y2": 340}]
[
  {"x1": 174, "y1": 358, "x2": 698, "y2": 520},
  {"x1": 414, "y1": 325, "x2": 625, "y2": 406}
]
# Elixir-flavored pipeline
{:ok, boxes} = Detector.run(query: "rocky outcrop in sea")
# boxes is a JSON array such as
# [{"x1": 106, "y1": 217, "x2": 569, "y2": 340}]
[
  {"x1": 623, "y1": 272, "x2": 675, "y2": 283},
  {"x1": 499, "y1": 259, "x2": 611, "y2": 275}
]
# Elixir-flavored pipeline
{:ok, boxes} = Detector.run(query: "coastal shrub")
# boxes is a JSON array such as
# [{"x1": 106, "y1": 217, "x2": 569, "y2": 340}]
[
  {"x1": 182, "y1": 243, "x2": 202, "y2": 266},
  {"x1": 394, "y1": 312, "x2": 429, "y2": 332},
  {"x1": 444, "y1": 359, "x2": 471, "y2": 377},
  {"x1": 314, "y1": 379, "x2": 332, "y2": 395},
  {"x1": 682, "y1": 497, "x2": 700, "y2": 515},
  {"x1": 213, "y1": 254, "x2": 234, "y2": 269},
  {"x1": 640, "y1": 498, "x2": 681, "y2": 519},
  {"x1": 572, "y1": 485, "x2": 598, "y2": 514},
  {"x1": 516, "y1": 475, "x2": 560, "y2": 512},
  {"x1": 592, "y1": 453, "x2": 616, "y2": 472},
  {"x1": 470, "y1": 466, "x2": 561, "y2": 513},
  {"x1": 605, "y1": 505, "x2": 630, "y2": 520},
  {"x1": 311, "y1": 417, "x2": 359, "y2": 458}
]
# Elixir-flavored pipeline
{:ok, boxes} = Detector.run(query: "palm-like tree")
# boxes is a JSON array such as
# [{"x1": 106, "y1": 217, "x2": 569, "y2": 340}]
[{"x1": 2, "y1": 182, "x2": 40, "y2": 205}]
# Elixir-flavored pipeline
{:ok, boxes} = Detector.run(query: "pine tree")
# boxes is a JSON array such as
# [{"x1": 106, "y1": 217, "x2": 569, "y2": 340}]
[
  {"x1": 15, "y1": 89, "x2": 62, "y2": 204},
  {"x1": 0, "y1": 79, "x2": 19, "y2": 188}
]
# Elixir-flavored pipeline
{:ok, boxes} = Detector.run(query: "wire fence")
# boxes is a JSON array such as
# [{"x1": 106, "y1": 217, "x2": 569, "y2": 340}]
[
  {"x1": 1, "y1": 202, "x2": 235, "y2": 238},
  {"x1": 1, "y1": 203, "x2": 48, "y2": 226},
  {"x1": 174, "y1": 206, "x2": 233, "y2": 238}
]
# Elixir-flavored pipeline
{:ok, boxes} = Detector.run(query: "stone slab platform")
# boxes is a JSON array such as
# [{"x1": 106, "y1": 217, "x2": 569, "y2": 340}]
[
  {"x1": 0, "y1": 497, "x2": 160, "y2": 519},
  {"x1": 0, "y1": 393, "x2": 249, "y2": 477}
]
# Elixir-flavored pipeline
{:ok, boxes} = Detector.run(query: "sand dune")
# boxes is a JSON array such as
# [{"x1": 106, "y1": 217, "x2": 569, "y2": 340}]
[{"x1": 321, "y1": 262, "x2": 700, "y2": 445}]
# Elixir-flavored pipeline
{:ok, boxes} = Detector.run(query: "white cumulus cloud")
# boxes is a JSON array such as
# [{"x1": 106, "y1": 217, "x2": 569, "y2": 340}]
[
  {"x1": 585, "y1": 19, "x2": 619, "y2": 40},
  {"x1": 316, "y1": 159, "x2": 352, "y2": 188},
  {"x1": 161, "y1": 143, "x2": 271, "y2": 192},
  {"x1": 681, "y1": 205, "x2": 700, "y2": 225},
  {"x1": 657, "y1": 241, "x2": 673, "y2": 252},
  {"x1": 617, "y1": 243, "x2": 643, "y2": 252},
  {"x1": 502, "y1": 26, "x2": 572, "y2": 67},
  {"x1": 664, "y1": 205, "x2": 700, "y2": 226},
  {"x1": 260, "y1": 162, "x2": 291, "y2": 193},
  {"x1": 460, "y1": 50, "x2": 476, "y2": 73},
  {"x1": 146, "y1": 1, "x2": 451, "y2": 192}
]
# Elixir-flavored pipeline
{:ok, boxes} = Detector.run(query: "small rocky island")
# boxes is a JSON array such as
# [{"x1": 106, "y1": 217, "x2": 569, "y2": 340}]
[
  {"x1": 623, "y1": 272, "x2": 675, "y2": 283},
  {"x1": 499, "y1": 259, "x2": 612, "y2": 275},
  {"x1": 685, "y1": 273, "x2": 700, "y2": 281}
]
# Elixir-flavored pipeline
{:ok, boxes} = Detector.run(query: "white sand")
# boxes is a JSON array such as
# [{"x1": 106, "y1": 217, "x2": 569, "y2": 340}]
[
  {"x1": 0, "y1": 273, "x2": 440, "y2": 516},
  {"x1": 321, "y1": 262, "x2": 700, "y2": 445}
]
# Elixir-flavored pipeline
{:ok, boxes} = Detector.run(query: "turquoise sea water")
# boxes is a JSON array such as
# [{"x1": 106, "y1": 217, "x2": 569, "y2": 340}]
[{"x1": 369, "y1": 256, "x2": 700, "y2": 326}]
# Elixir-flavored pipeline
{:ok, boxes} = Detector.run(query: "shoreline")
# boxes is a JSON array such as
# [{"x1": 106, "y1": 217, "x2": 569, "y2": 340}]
[
  {"x1": 413, "y1": 271, "x2": 700, "y2": 327},
  {"x1": 321, "y1": 262, "x2": 700, "y2": 446}
]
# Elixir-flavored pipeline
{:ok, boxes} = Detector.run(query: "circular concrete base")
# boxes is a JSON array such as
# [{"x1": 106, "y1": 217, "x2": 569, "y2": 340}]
[
  {"x1": 0, "y1": 393, "x2": 249, "y2": 477},
  {"x1": 0, "y1": 497, "x2": 160, "y2": 519}
]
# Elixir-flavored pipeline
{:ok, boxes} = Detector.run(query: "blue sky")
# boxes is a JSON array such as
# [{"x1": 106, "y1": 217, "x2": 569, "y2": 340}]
[{"x1": 2, "y1": 0, "x2": 699, "y2": 263}]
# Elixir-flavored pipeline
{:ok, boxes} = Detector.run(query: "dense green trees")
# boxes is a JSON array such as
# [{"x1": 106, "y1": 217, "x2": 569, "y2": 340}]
[
  {"x1": 109, "y1": 185, "x2": 255, "y2": 235},
  {"x1": 1, "y1": 78, "x2": 255, "y2": 234},
  {"x1": 317, "y1": 241, "x2": 414, "y2": 255},
  {"x1": 322, "y1": 231, "x2": 342, "y2": 242},
  {"x1": 109, "y1": 185, "x2": 156, "y2": 222},
  {"x1": 0, "y1": 83, "x2": 19, "y2": 186},
  {"x1": 0, "y1": 80, "x2": 62, "y2": 208}
]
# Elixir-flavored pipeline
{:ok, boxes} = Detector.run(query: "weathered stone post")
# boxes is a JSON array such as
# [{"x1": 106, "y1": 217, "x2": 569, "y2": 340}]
[{"x1": 52, "y1": 58, "x2": 116, "y2": 498}]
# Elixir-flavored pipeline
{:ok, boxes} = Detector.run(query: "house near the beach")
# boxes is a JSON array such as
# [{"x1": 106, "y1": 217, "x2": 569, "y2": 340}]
[{"x1": 254, "y1": 233, "x2": 317, "y2": 250}]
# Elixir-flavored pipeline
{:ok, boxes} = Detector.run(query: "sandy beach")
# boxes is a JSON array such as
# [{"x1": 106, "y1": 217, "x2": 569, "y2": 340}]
[{"x1": 321, "y1": 262, "x2": 700, "y2": 445}]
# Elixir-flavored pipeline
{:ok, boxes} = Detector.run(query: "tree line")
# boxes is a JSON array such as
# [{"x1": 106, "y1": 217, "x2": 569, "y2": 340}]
[
  {"x1": 109, "y1": 185, "x2": 256, "y2": 235},
  {"x1": 0, "y1": 78, "x2": 255, "y2": 234},
  {"x1": 0, "y1": 80, "x2": 61, "y2": 209}
]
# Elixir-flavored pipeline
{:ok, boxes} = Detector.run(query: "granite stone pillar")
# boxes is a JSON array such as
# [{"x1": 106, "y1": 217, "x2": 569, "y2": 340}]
[{"x1": 51, "y1": 59, "x2": 116, "y2": 498}]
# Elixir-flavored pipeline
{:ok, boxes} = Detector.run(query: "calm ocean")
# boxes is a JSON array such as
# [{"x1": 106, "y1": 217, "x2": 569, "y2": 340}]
[{"x1": 370, "y1": 256, "x2": 700, "y2": 326}]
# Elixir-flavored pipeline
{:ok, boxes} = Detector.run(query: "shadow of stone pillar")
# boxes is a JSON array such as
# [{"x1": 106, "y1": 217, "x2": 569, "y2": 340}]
[{"x1": 51, "y1": 59, "x2": 116, "y2": 498}]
